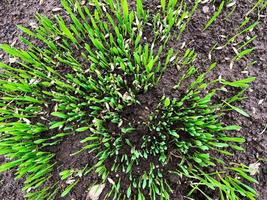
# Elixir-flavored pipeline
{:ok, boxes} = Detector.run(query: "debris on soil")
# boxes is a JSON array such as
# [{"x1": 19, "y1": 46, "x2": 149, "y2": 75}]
[
  {"x1": 86, "y1": 184, "x2": 106, "y2": 200},
  {"x1": 202, "y1": 6, "x2": 210, "y2": 14},
  {"x1": 249, "y1": 162, "x2": 261, "y2": 176}
]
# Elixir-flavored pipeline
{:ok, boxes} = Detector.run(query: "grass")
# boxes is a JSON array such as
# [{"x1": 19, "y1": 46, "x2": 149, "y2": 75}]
[
  {"x1": 204, "y1": 0, "x2": 225, "y2": 30},
  {"x1": 0, "y1": 0, "x2": 265, "y2": 199}
]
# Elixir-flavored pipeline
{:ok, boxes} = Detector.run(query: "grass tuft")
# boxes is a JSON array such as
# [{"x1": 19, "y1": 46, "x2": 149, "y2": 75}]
[{"x1": 0, "y1": 0, "x2": 264, "y2": 199}]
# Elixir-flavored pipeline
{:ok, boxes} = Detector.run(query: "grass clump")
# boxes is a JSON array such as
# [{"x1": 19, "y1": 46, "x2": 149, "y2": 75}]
[{"x1": 0, "y1": 0, "x2": 263, "y2": 199}]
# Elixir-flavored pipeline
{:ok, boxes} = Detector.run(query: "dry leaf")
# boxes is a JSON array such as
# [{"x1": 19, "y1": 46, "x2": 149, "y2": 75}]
[
  {"x1": 66, "y1": 178, "x2": 75, "y2": 185},
  {"x1": 29, "y1": 21, "x2": 38, "y2": 29},
  {"x1": 227, "y1": 1, "x2": 236, "y2": 8},
  {"x1": 122, "y1": 92, "x2": 132, "y2": 101},
  {"x1": 107, "y1": 177, "x2": 115, "y2": 185},
  {"x1": 54, "y1": 36, "x2": 61, "y2": 41},
  {"x1": 52, "y1": 7, "x2": 62, "y2": 12},
  {"x1": 202, "y1": 6, "x2": 209, "y2": 14},
  {"x1": 22, "y1": 118, "x2": 31, "y2": 124},
  {"x1": 232, "y1": 46, "x2": 239, "y2": 55},
  {"x1": 248, "y1": 162, "x2": 260, "y2": 176},
  {"x1": 86, "y1": 184, "x2": 105, "y2": 200},
  {"x1": 81, "y1": 0, "x2": 87, "y2": 6},
  {"x1": 118, "y1": 119, "x2": 123, "y2": 127},
  {"x1": 201, "y1": 0, "x2": 210, "y2": 3},
  {"x1": 9, "y1": 57, "x2": 17, "y2": 63},
  {"x1": 229, "y1": 60, "x2": 234, "y2": 69},
  {"x1": 258, "y1": 99, "x2": 264, "y2": 105},
  {"x1": 181, "y1": 42, "x2": 186, "y2": 49},
  {"x1": 215, "y1": 46, "x2": 224, "y2": 50},
  {"x1": 11, "y1": 40, "x2": 17, "y2": 47}
]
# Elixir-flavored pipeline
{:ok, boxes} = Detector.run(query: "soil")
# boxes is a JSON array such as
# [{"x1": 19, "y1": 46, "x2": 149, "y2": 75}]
[{"x1": 0, "y1": 0, "x2": 266, "y2": 200}]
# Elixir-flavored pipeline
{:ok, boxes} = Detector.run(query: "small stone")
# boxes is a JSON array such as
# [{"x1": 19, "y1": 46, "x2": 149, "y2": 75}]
[{"x1": 202, "y1": 6, "x2": 209, "y2": 14}]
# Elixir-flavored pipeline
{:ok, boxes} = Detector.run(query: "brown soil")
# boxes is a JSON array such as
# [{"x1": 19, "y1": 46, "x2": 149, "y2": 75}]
[{"x1": 0, "y1": 0, "x2": 266, "y2": 200}]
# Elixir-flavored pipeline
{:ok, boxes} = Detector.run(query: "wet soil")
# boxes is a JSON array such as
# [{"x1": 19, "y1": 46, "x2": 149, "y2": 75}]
[{"x1": 0, "y1": 0, "x2": 266, "y2": 200}]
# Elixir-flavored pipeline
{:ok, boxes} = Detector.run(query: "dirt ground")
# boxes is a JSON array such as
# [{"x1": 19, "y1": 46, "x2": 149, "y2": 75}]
[{"x1": 0, "y1": 0, "x2": 266, "y2": 199}]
